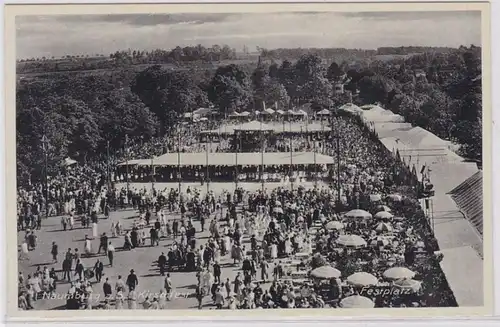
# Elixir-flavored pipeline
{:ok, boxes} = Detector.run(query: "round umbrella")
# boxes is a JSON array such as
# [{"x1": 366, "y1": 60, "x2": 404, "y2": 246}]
[
  {"x1": 383, "y1": 267, "x2": 416, "y2": 281},
  {"x1": 374, "y1": 211, "x2": 394, "y2": 220},
  {"x1": 273, "y1": 207, "x2": 283, "y2": 214},
  {"x1": 375, "y1": 205, "x2": 392, "y2": 212},
  {"x1": 347, "y1": 272, "x2": 378, "y2": 287},
  {"x1": 393, "y1": 279, "x2": 422, "y2": 292},
  {"x1": 310, "y1": 265, "x2": 341, "y2": 279},
  {"x1": 275, "y1": 200, "x2": 282, "y2": 206},
  {"x1": 375, "y1": 222, "x2": 394, "y2": 233},
  {"x1": 337, "y1": 235, "x2": 367, "y2": 248},
  {"x1": 370, "y1": 236, "x2": 390, "y2": 247},
  {"x1": 325, "y1": 221, "x2": 345, "y2": 230},
  {"x1": 369, "y1": 194, "x2": 382, "y2": 202},
  {"x1": 344, "y1": 209, "x2": 372, "y2": 220},
  {"x1": 339, "y1": 295, "x2": 375, "y2": 308},
  {"x1": 387, "y1": 194, "x2": 402, "y2": 202}
]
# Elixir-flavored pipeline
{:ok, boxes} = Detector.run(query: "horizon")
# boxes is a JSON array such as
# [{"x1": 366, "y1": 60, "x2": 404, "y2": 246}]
[{"x1": 16, "y1": 11, "x2": 482, "y2": 60}]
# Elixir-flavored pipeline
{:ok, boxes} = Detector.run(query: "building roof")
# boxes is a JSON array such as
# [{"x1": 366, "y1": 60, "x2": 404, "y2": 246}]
[
  {"x1": 201, "y1": 122, "x2": 331, "y2": 134},
  {"x1": 234, "y1": 120, "x2": 274, "y2": 132},
  {"x1": 123, "y1": 152, "x2": 335, "y2": 167},
  {"x1": 448, "y1": 171, "x2": 483, "y2": 235}
]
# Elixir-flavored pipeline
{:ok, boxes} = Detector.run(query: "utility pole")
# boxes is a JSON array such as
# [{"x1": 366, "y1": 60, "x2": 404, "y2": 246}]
[
  {"x1": 106, "y1": 140, "x2": 111, "y2": 189},
  {"x1": 177, "y1": 129, "x2": 181, "y2": 195},
  {"x1": 41, "y1": 135, "x2": 49, "y2": 218},
  {"x1": 150, "y1": 156, "x2": 154, "y2": 193},
  {"x1": 289, "y1": 118, "x2": 293, "y2": 190},
  {"x1": 124, "y1": 135, "x2": 130, "y2": 200},
  {"x1": 206, "y1": 133, "x2": 210, "y2": 194},
  {"x1": 260, "y1": 118, "x2": 265, "y2": 193},
  {"x1": 334, "y1": 113, "x2": 341, "y2": 206},
  {"x1": 235, "y1": 131, "x2": 239, "y2": 189}
]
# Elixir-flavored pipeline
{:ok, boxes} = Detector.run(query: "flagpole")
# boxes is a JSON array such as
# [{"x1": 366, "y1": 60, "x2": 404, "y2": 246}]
[
  {"x1": 235, "y1": 131, "x2": 239, "y2": 189},
  {"x1": 314, "y1": 130, "x2": 318, "y2": 188},
  {"x1": 289, "y1": 118, "x2": 293, "y2": 190},
  {"x1": 206, "y1": 133, "x2": 210, "y2": 194},
  {"x1": 261, "y1": 115, "x2": 265, "y2": 193},
  {"x1": 150, "y1": 156, "x2": 154, "y2": 192},
  {"x1": 177, "y1": 129, "x2": 181, "y2": 195},
  {"x1": 41, "y1": 135, "x2": 49, "y2": 218},
  {"x1": 333, "y1": 111, "x2": 341, "y2": 207},
  {"x1": 125, "y1": 134, "x2": 129, "y2": 198},
  {"x1": 106, "y1": 140, "x2": 111, "y2": 190}
]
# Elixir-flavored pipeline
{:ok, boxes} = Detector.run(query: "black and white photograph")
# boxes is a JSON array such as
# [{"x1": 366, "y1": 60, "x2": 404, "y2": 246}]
[{"x1": 8, "y1": 3, "x2": 491, "y2": 317}]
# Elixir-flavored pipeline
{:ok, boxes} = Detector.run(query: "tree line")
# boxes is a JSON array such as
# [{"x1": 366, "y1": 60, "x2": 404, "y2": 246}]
[
  {"x1": 16, "y1": 45, "x2": 482, "y2": 185},
  {"x1": 17, "y1": 44, "x2": 238, "y2": 75}
]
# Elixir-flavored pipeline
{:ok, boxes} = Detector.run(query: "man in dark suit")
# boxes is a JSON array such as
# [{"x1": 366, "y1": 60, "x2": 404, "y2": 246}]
[
  {"x1": 158, "y1": 252, "x2": 167, "y2": 276},
  {"x1": 213, "y1": 262, "x2": 221, "y2": 284},
  {"x1": 126, "y1": 269, "x2": 138, "y2": 291},
  {"x1": 94, "y1": 259, "x2": 104, "y2": 282},
  {"x1": 98, "y1": 233, "x2": 108, "y2": 254},
  {"x1": 103, "y1": 277, "x2": 112, "y2": 299}
]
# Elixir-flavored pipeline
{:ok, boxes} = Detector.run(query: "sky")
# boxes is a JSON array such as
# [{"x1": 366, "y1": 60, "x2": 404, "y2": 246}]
[{"x1": 16, "y1": 11, "x2": 482, "y2": 59}]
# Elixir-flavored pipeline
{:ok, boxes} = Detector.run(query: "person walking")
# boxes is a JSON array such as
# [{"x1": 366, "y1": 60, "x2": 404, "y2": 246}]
[
  {"x1": 107, "y1": 242, "x2": 115, "y2": 267},
  {"x1": 97, "y1": 233, "x2": 108, "y2": 254},
  {"x1": 164, "y1": 273, "x2": 173, "y2": 300},
  {"x1": 93, "y1": 259, "x2": 104, "y2": 283},
  {"x1": 103, "y1": 278, "x2": 112, "y2": 300},
  {"x1": 158, "y1": 252, "x2": 167, "y2": 276},
  {"x1": 126, "y1": 269, "x2": 138, "y2": 292},
  {"x1": 74, "y1": 259, "x2": 84, "y2": 281},
  {"x1": 51, "y1": 241, "x2": 58, "y2": 263},
  {"x1": 213, "y1": 262, "x2": 221, "y2": 284}
]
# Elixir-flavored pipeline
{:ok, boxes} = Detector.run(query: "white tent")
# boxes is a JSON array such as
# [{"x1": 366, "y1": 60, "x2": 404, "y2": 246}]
[
  {"x1": 317, "y1": 109, "x2": 331, "y2": 116},
  {"x1": 62, "y1": 157, "x2": 77, "y2": 167},
  {"x1": 262, "y1": 108, "x2": 275, "y2": 115}
]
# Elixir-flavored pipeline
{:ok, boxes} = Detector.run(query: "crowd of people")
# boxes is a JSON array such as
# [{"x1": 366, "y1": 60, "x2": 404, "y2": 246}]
[{"x1": 18, "y1": 110, "x2": 454, "y2": 310}]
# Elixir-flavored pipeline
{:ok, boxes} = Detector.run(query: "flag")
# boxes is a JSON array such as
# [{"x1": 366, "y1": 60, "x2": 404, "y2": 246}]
[{"x1": 420, "y1": 164, "x2": 426, "y2": 175}]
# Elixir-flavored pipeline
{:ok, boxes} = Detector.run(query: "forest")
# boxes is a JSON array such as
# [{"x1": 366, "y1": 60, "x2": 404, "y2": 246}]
[{"x1": 16, "y1": 45, "x2": 482, "y2": 184}]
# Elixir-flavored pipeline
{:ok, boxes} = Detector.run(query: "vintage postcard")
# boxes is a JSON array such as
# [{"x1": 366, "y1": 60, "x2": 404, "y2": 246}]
[{"x1": 4, "y1": 1, "x2": 493, "y2": 321}]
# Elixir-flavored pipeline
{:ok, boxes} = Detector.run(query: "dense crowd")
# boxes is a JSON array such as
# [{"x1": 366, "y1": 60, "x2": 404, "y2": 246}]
[{"x1": 18, "y1": 111, "x2": 455, "y2": 310}]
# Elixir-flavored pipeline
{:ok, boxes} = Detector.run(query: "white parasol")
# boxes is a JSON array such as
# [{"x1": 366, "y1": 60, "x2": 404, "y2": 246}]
[
  {"x1": 336, "y1": 234, "x2": 367, "y2": 248},
  {"x1": 383, "y1": 267, "x2": 416, "y2": 281},
  {"x1": 339, "y1": 295, "x2": 375, "y2": 308},
  {"x1": 346, "y1": 272, "x2": 379, "y2": 287},
  {"x1": 344, "y1": 209, "x2": 372, "y2": 220},
  {"x1": 374, "y1": 211, "x2": 394, "y2": 220},
  {"x1": 310, "y1": 265, "x2": 341, "y2": 279},
  {"x1": 325, "y1": 221, "x2": 345, "y2": 230}
]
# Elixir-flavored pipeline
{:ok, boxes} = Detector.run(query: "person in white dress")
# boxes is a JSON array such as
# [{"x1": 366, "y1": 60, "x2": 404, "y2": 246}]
[
  {"x1": 84, "y1": 236, "x2": 92, "y2": 257},
  {"x1": 92, "y1": 222, "x2": 98, "y2": 239},
  {"x1": 158, "y1": 289, "x2": 167, "y2": 309},
  {"x1": 109, "y1": 221, "x2": 116, "y2": 238},
  {"x1": 19, "y1": 241, "x2": 29, "y2": 260},
  {"x1": 115, "y1": 291, "x2": 124, "y2": 309},
  {"x1": 69, "y1": 214, "x2": 74, "y2": 230},
  {"x1": 128, "y1": 290, "x2": 137, "y2": 309},
  {"x1": 116, "y1": 221, "x2": 122, "y2": 236},
  {"x1": 270, "y1": 243, "x2": 278, "y2": 259}
]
